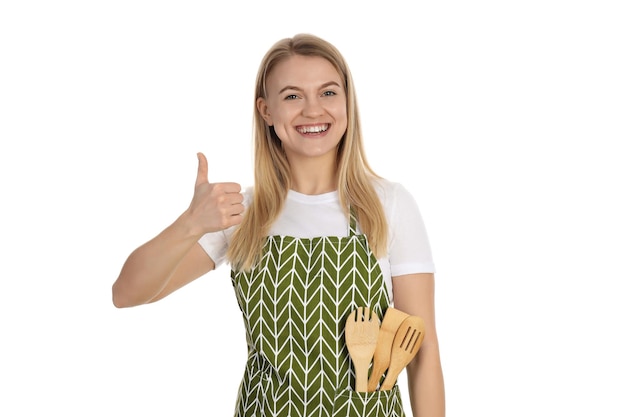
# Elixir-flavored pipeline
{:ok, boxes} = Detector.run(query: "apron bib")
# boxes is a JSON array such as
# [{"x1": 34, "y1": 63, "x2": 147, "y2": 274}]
[{"x1": 230, "y1": 213, "x2": 406, "y2": 417}]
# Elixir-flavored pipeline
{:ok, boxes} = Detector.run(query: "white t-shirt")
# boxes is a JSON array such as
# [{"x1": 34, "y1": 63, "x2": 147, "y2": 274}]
[{"x1": 198, "y1": 178, "x2": 435, "y2": 301}]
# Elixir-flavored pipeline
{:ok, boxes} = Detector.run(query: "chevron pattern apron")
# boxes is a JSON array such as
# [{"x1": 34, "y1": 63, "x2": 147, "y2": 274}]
[{"x1": 231, "y1": 213, "x2": 406, "y2": 416}]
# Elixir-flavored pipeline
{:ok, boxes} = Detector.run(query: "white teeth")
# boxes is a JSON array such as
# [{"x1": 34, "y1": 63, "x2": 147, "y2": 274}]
[{"x1": 298, "y1": 124, "x2": 328, "y2": 133}]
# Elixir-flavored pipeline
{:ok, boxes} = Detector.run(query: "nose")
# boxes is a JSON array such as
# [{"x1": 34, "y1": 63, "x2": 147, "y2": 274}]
[{"x1": 302, "y1": 96, "x2": 324, "y2": 118}]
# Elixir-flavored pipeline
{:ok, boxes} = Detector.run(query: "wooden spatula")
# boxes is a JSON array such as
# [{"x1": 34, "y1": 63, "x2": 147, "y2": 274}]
[
  {"x1": 367, "y1": 307, "x2": 410, "y2": 392},
  {"x1": 345, "y1": 307, "x2": 380, "y2": 392},
  {"x1": 379, "y1": 315, "x2": 425, "y2": 391}
]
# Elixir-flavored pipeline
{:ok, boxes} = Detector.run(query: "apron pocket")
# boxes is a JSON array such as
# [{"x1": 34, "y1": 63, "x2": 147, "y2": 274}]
[
  {"x1": 331, "y1": 386, "x2": 405, "y2": 417},
  {"x1": 234, "y1": 357, "x2": 274, "y2": 417}
]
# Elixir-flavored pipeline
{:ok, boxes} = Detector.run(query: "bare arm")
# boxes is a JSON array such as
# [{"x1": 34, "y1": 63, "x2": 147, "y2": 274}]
[
  {"x1": 393, "y1": 273, "x2": 445, "y2": 417},
  {"x1": 112, "y1": 215, "x2": 214, "y2": 307},
  {"x1": 111, "y1": 153, "x2": 244, "y2": 308}
]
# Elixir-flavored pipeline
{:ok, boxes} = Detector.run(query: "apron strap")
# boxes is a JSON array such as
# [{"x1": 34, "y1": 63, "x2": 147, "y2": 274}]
[{"x1": 349, "y1": 207, "x2": 358, "y2": 236}]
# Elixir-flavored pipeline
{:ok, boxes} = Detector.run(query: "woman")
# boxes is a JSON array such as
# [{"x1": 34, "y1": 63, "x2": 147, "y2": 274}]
[{"x1": 113, "y1": 33, "x2": 445, "y2": 417}]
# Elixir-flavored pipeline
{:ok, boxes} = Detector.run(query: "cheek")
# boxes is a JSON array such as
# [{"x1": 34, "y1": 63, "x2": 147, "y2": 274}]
[
  {"x1": 330, "y1": 102, "x2": 348, "y2": 120},
  {"x1": 263, "y1": 100, "x2": 280, "y2": 124},
  {"x1": 334, "y1": 106, "x2": 348, "y2": 129},
  {"x1": 271, "y1": 122, "x2": 291, "y2": 142}
]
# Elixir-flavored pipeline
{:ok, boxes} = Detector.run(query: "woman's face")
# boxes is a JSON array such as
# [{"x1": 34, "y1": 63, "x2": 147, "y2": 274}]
[{"x1": 258, "y1": 54, "x2": 348, "y2": 164}]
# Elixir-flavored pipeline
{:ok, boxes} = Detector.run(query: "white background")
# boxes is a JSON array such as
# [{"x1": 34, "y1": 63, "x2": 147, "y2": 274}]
[{"x1": 1, "y1": 1, "x2": 625, "y2": 416}]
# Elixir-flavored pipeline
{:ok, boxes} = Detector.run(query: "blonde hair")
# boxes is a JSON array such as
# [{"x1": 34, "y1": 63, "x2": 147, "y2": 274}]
[{"x1": 228, "y1": 33, "x2": 387, "y2": 270}]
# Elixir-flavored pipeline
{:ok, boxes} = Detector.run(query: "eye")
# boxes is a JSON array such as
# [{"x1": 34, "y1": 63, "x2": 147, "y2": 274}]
[
  {"x1": 322, "y1": 90, "x2": 337, "y2": 97},
  {"x1": 284, "y1": 94, "x2": 298, "y2": 100}
]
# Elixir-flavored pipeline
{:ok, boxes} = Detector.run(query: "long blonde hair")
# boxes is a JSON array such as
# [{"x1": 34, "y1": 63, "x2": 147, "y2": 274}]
[{"x1": 228, "y1": 34, "x2": 387, "y2": 270}]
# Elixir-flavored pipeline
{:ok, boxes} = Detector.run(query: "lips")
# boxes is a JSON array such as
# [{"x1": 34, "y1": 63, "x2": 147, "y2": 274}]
[{"x1": 296, "y1": 123, "x2": 329, "y2": 134}]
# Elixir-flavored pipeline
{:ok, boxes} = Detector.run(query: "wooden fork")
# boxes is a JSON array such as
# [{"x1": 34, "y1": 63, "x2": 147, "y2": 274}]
[
  {"x1": 345, "y1": 307, "x2": 380, "y2": 392},
  {"x1": 379, "y1": 315, "x2": 425, "y2": 391}
]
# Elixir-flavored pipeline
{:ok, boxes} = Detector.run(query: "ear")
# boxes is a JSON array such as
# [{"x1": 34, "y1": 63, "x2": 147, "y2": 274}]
[{"x1": 256, "y1": 97, "x2": 273, "y2": 126}]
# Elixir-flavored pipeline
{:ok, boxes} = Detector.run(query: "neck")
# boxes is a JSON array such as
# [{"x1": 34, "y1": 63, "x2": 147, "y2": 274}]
[{"x1": 287, "y1": 154, "x2": 338, "y2": 195}]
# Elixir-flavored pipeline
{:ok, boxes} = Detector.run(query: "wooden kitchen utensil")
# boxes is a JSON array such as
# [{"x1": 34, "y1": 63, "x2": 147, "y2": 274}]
[
  {"x1": 366, "y1": 307, "x2": 410, "y2": 392},
  {"x1": 379, "y1": 315, "x2": 425, "y2": 391},
  {"x1": 345, "y1": 307, "x2": 380, "y2": 392}
]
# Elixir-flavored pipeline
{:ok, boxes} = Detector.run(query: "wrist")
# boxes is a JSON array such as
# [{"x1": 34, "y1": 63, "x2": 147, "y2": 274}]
[{"x1": 175, "y1": 209, "x2": 206, "y2": 241}]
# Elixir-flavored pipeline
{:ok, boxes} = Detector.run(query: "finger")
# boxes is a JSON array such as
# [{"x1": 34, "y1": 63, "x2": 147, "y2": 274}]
[
  {"x1": 214, "y1": 182, "x2": 242, "y2": 194},
  {"x1": 195, "y1": 152, "x2": 209, "y2": 187},
  {"x1": 223, "y1": 193, "x2": 245, "y2": 207},
  {"x1": 224, "y1": 203, "x2": 245, "y2": 217}
]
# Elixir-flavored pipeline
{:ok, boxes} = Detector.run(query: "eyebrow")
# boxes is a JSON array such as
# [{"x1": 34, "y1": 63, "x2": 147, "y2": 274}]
[{"x1": 278, "y1": 81, "x2": 342, "y2": 95}]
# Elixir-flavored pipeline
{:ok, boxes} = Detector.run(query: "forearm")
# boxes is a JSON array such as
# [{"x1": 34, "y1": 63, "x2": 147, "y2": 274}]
[
  {"x1": 406, "y1": 342, "x2": 445, "y2": 417},
  {"x1": 112, "y1": 210, "x2": 202, "y2": 307}
]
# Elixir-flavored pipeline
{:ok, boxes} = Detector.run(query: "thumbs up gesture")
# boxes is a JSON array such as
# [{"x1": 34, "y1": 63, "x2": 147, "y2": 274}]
[{"x1": 187, "y1": 152, "x2": 244, "y2": 234}]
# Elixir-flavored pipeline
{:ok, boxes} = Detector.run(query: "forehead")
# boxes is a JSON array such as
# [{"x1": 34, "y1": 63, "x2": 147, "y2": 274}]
[{"x1": 266, "y1": 55, "x2": 343, "y2": 91}]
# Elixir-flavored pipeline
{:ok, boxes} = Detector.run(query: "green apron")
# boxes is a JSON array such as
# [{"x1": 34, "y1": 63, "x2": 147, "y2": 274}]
[{"x1": 231, "y1": 212, "x2": 406, "y2": 416}]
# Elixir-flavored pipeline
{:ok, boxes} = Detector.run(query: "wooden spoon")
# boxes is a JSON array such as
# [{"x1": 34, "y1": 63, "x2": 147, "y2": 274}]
[
  {"x1": 367, "y1": 307, "x2": 410, "y2": 392},
  {"x1": 379, "y1": 315, "x2": 425, "y2": 391},
  {"x1": 345, "y1": 307, "x2": 380, "y2": 392}
]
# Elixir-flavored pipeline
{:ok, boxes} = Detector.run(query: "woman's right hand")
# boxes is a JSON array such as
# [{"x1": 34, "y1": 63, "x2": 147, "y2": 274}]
[
  {"x1": 187, "y1": 152, "x2": 244, "y2": 236},
  {"x1": 112, "y1": 153, "x2": 244, "y2": 307}
]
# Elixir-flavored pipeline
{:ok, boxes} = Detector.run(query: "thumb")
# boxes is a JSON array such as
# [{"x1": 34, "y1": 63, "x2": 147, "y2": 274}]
[{"x1": 195, "y1": 152, "x2": 209, "y2": 186}]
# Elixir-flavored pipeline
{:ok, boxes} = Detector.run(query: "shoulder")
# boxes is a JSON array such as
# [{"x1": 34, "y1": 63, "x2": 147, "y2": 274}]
[
  {"x1": 371, "y1": 178, "x2": 425, "y2": 231},
  {"x1": 241, "y1": 186, "x2": 254, "y2": 206},
  {"x1": 371, "y1": 178, "x2": 417, "y2": 209}
]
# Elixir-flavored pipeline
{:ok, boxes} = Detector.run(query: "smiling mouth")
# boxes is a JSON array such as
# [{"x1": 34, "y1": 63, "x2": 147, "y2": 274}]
[{"x1": 296, "y1": 124, "x2": 329, "y2": 134}]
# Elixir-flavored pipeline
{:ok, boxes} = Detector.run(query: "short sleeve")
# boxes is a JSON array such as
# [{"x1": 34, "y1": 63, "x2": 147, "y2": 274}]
[
  {"x1": 197, "y1": 229, "x2": 229, "y2": 268},
  {"x1": 384, "y1": 182, "x2": 436, "y2": 276}
]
